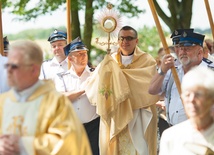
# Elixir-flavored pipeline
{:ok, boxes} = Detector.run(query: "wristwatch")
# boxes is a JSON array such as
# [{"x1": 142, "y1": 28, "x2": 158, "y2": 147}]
[{"x1": 158, "y1": 67, "x2": 165, "y2": 75}]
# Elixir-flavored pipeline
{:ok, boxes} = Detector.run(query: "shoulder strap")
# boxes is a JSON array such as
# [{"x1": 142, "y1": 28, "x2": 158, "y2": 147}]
[
  {"x1": 202, "y1": 57, "x2": 213, "y2": 64},
  {"x1": 57, "y1": 72, "x2": 70, "y2": 92},
  {"x1": 41, "y1": 59, "x2": 53, "y2": 79},
  {"x1": 165, "y1": 72, "x2": 174, "y2": 123},
  {"x1": 203, "y1": 57, "x2": 214, "y2": 71},
  {"x1": 41, "y1": 64, "x2": 46, "y2": 79}
]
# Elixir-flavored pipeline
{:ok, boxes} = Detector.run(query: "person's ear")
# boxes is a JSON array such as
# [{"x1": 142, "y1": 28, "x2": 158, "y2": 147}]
[
  {"x1": 198, "y1": 48, "x2": 204, "y2": 56},
  {"x1": 136, "y1": 38, "x2": 139, "y2": 44},
  {"x1": 67, "y1": 55, "x2": 72, "y2": 61}
]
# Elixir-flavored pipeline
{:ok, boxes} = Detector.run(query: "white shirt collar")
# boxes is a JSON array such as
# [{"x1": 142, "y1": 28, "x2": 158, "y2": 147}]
[{"x1": 13, "y1": 80, "x2": 43, "y2": 102}]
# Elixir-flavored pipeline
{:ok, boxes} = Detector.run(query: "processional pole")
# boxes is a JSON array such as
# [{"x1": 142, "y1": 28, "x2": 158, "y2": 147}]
[
  {"x1": 0, "y1": 3, "x2": 4, "y2": 56},
  {"x1": 148, "y1": 0, "x2": 181, "y2": 96},
  {"x1": 204, "y1": 0, "x2": 214, "y2": 40},
  {"x1": 66, "y1": 0, "x2": 71, "y2": 69}
]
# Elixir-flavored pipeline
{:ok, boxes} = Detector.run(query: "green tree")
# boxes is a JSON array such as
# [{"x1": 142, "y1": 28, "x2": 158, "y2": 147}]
[
  {"x1": 153, "y1": 0, "x2": 193, "y2": 32},
  {"x1": 138, "y1": 26, "x2": 169, "y2": 57},
  {"x1": 1, "y1": 0, "x2": 144, "y2": 61}
]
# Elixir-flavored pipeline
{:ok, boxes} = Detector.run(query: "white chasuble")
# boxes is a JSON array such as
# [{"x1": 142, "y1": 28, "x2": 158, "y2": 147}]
[
  {"x1": 2, "y1": 96, "x2": 42, "y2": 135},
  {"x1": 2, "y1": 96, "x2": 43, "y2": 155}
]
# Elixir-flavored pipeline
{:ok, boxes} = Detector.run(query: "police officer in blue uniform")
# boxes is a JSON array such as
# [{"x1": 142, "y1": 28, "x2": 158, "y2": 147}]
[
  {"x1": 156, "y1": 29, "x2": 194, "y2": 137},
  {"x1": 149, "y1": 30, "x2": 214, "y2": 127},
  {"x1": 39, "y1": 29, "x2": 68, "y2": 86},
  {"x1": 170, "y1": 29, "x2": 194, "y2": 66}
]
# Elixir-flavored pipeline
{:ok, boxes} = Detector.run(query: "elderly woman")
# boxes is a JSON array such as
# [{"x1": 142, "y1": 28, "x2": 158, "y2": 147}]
[{"x1": 159, "y1": 66, "x2": 214, "y2": 155}]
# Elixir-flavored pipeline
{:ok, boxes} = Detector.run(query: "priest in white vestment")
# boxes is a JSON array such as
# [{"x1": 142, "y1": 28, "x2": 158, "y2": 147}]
[{"x1": 0, "y1": 40, "x2": 92, "y2": 155}]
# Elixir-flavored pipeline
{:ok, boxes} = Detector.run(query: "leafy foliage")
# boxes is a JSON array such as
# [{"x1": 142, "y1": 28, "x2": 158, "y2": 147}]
[
  {"x1": 137, "y1": 26, "x2": 167, "y2": 57},
  {"x1": 154, "y1": 0, "x2": 193, "y2": 32},
  {"x1": 1, "y1": 0, "x2": 146, "y2": 62},
  {"x1": 2, "y1": 0, "x2": 210, "y2": 64},
  {"x1": 2, "y1": 0, "x2": 66, "y2": 21},
  {"x1": 6, "y1": 26, "x2": 66, "y2": 40},
  {"x1": 1, "y1": 0, "x2": 144, "y2": 21}
]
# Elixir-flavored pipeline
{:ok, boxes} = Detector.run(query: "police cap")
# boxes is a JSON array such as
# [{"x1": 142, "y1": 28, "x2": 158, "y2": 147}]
[
  {"x1": 170, "y1": 29, "x2": 194, "y2": 45},
  {"x1": 64, "y1": 37, "x2": 88, "y2": 56},
  {"x1": 3, "y1": 36, "x2": 9, "y2": 51},
  {"x1": 47, "y1": 29, "x2": 67, "y2": 43},
  {"x1": 179, "y1": 31, "x2": 205, "y2": 47}
]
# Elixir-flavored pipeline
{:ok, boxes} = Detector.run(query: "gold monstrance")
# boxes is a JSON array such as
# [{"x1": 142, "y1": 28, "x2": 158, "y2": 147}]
[{"x1": 96, "y1": 3, "x2": 121, "y2": 54}]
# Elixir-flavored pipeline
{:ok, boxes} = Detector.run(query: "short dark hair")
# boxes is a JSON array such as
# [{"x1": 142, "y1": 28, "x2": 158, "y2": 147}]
[{"x1": 119, "y1": 26, "x2": 138, "y2": 38}]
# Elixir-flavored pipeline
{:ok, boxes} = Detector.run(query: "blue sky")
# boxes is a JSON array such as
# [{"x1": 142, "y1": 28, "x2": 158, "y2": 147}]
[{"x1": 2, "y1": 0, "x2": 214, "y2": 34}]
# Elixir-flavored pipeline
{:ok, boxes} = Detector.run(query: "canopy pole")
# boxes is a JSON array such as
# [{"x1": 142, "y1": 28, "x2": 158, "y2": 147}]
[
  {"x1": 0, "y1": 3, "x2": 4, "y2": 56},
  {"x1": 204, "y1": 0, "x2": 214, "y2": 40},
  {"x1": 66, "y1": 0, "x2": 71, "y2": 69},
  {"x1": 148, "y1": 0, "x2": 181, "y2": 96}
]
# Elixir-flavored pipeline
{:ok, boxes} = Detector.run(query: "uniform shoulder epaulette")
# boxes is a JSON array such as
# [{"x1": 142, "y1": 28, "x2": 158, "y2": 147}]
[
  {"x1": 203, "y1": 57, "x2": 214, "y2": 71},
  {"x1": 208, "y1": 65, "x2": 214, "y2": 71},
  {"x1": 202, "y1": 57, "x2": 213, "y2": 64},
  {"x1": 57, "y1": 71, "x2": 70, "y2": 78},
  {"x1": 89, "y1": 67, "x2": 95, "y2": 72}
]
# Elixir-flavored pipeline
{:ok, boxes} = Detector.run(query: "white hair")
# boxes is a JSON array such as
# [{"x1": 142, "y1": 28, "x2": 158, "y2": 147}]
[{"x1": 182, "y1": 66, "x2": 214, "y2": 95}]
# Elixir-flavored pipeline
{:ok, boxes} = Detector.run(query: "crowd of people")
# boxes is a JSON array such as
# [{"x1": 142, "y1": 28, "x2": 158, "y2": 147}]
[{"x1": 0, "y1": 26, "x2": 213, "y2": 155}]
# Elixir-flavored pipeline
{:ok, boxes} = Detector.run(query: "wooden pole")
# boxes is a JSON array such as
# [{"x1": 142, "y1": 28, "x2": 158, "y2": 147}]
[
  {"x1": 66, "y1": 0, "x2": 71, "y2": 69},
  {"x1": 0, "y1": 3, "x2": 4, "y2": 56},
  {"x1": 148, "y1": 0, "x2": 181, "y2": 95},
  {"x1": 204, "y1": 0, "x2": 214, "y2": 40}
]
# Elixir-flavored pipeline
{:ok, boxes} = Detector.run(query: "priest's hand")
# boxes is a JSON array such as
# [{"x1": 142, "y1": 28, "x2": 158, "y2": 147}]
[{"x1": 0, "y1": 134, "x2": 20, "y2": 155}]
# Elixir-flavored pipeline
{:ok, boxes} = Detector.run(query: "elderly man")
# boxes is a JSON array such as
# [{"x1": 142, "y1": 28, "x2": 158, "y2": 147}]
[
  {"x1": 159, "y1": 66, "x2": 214, "y2": 155},
  {"x1": 56, "y1": 37, "x2": 100, "y2": 155},
  {"x1": 149, "y1": 31, "x2": 214, "y2": 126},
  {"x1": 170, "y1": 29, "x2": 194, "y2": 66},
  {"x1": 0, "y1": 40, "x2": 91, "y2": 155}
]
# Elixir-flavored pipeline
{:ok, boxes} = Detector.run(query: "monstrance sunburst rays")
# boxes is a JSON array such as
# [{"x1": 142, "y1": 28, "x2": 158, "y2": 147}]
[{"x1": 95, "y1": 3, "x2": 122, "y2": 54}]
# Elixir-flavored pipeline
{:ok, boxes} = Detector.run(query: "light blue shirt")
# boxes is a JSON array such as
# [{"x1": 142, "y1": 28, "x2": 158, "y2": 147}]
[
  {"x1": 162, "y1": 60, "x2": 214, "y2": 125},
  {"x1": 0, "y1": 55, "x2": 10, "y2": 93}
]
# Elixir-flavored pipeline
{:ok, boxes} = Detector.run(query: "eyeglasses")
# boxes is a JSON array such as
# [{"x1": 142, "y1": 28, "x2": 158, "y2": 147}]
[
  {"x1": 118, "y1": 36, "x2": 137, "y2": 42},
  {"x1": 4, "y1": 63, "x2": 33, "y2": 70}
]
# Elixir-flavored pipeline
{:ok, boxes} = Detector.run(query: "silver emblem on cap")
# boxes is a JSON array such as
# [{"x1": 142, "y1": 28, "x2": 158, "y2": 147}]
[
  {"x1": 175, "y1": 30, "x2": 178, "y2": 35},
  {"x1": 54, "y1": 29, "x2": 58, "y2": 34},
  {"x1": 183, "y1": 32, "x2": 187, "y2": 37}
]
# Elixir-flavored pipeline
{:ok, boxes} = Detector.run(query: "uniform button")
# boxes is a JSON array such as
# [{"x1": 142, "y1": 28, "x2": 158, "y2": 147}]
[{"x1": 176, "y1": 111, "x2": 178, "y2": 113}]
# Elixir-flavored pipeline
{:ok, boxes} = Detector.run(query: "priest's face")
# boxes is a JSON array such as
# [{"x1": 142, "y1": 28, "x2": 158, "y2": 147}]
[{"x1": 118, "y1": 30, "x2": 138, "y2": 56}]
